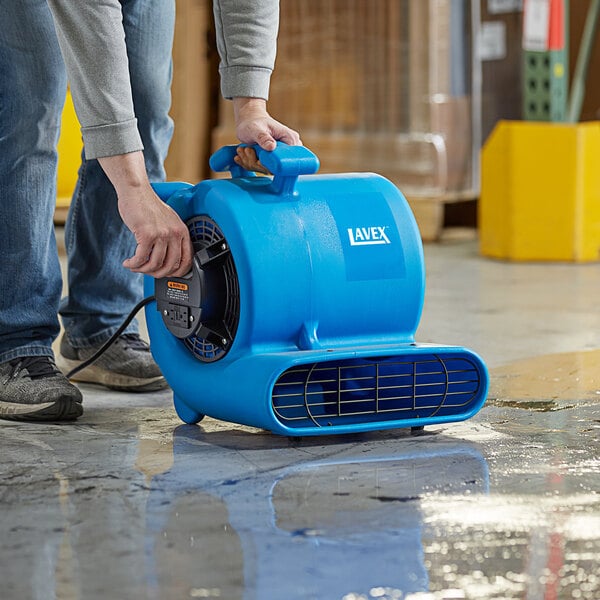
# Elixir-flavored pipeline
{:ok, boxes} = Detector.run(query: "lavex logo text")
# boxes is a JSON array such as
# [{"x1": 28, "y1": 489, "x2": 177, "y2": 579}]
[{"x1": 347, "y1": 226, "x2": 391, "y2": 246}]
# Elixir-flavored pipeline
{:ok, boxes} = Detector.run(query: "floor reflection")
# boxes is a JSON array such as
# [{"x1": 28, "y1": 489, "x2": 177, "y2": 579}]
[{"x1": 142, "y1": 425, "x2": 489, "y2": 599}]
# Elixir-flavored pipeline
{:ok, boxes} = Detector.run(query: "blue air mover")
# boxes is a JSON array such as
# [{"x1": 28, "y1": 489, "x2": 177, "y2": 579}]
[{"x1": 144, "y1": 143, "x2": 488, "y2": 436}]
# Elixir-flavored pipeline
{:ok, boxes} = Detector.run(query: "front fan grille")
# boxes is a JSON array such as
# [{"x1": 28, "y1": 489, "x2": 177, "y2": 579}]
[
  {"x1": 185, "y1": 216, "x2": 239, "y2": 362},
  {"x1": 271, "y1": 354, "x2": 483, "y2": 428}
]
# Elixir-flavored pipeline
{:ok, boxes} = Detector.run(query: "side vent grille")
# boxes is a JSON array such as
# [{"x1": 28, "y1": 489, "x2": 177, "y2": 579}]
[{"x1": 271, "y1": 354, "x2": 483, "y2": 429}]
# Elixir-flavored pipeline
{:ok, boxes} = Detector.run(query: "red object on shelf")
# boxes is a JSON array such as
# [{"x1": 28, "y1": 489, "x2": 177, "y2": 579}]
[{"x1": 548, "y1": 0, "x2": 565, "y2": 50}]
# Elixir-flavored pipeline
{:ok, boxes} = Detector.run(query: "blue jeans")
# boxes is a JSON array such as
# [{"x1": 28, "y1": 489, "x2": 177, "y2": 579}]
[{"x1": 0, "y1": 0, "x2": 175, "y2": 363}]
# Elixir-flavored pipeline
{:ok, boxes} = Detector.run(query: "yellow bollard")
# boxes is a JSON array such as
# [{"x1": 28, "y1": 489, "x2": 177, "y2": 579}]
[
  {"x1": 479, "y1": 120, "x2": 600, "y2": 262},
  {"x1": 56, "y1": 90, "x2": 82, "y2": 213}
]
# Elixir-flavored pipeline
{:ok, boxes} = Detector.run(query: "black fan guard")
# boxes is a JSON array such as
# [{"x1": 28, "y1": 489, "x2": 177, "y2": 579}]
[{"x1": 185, "y1": 215, "x2": 240, "y2": 362}]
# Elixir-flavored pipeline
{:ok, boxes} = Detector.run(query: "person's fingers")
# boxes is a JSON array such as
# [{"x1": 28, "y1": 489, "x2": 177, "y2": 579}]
[
  {"x1": 234, "y1": 147, "x2": 268, "y2": 173},
  {"x1": 122, "y1": 239, "x2": 154, "y2": 271},
  {"x1": 252, "y1": 125, "x2": 300, "y2": 149},
  {"x1": 128, "y1": 237, "x2": 168, "y2": 275},
  {"x1": 124, "y1": 229, "x2": 194, "y2": 278},
  {"x1": 255, "y1": 131, "x2": 277, "y2": 151},
  {"x1": 146, "y1": 239, "x2": 168, "y2": 274},
  {"x1": 147, "y1": 241, "x2": 183, "y2": 279},
  {"x1": 238, "y1": 146, "x2": 257, "y2": 163},
  {"x1": 270, "y1": 124, "x2": 301, "y2": 146},
  {"x1": 173, "y1": 235, "x2": 194, "y2": 277}
]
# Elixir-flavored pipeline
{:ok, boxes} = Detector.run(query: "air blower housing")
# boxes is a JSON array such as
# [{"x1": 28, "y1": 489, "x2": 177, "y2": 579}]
[{"x1": 144, "y1": 143, "x2": 488, "y2": 435}]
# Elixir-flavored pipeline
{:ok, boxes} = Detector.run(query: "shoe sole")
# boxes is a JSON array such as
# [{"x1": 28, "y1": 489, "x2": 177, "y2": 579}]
[
  {"x1": 0, "y1": 398, "x2": 83, "y2": 422},
  {"x1": 58, "y1": 357, "x2": 169, "y2": 393}
]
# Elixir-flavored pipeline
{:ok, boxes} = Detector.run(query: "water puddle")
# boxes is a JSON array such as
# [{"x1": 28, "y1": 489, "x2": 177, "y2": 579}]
[{"x1": 487, "y1": 349, "x2": 600, "y2": 411}]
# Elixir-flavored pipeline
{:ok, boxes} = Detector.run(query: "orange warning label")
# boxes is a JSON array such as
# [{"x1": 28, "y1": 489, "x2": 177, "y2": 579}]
[{"x1": 167, "y1": 281, "x2": 188, "y2": 291}]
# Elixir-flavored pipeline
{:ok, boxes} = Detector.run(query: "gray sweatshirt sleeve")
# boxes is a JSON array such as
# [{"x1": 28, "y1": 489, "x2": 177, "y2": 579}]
[
  {"x1": 47, "y1": 0, "x2": 143, "y2": 160},
  {"x1": 47, "y1": 0, "x2": 279, "y2": 160},
  {"x1": 213, "y1": 0, "x2": 279, "y2": 100}
]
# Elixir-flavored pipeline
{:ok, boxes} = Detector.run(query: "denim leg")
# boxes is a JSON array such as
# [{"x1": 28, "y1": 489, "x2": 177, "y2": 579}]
[
  {"x1": 59, "y1": 0, "x2": 175, "y2": 348},
  {"x1": 0, "y1": 0, "x2": 67, "y2": 363}
]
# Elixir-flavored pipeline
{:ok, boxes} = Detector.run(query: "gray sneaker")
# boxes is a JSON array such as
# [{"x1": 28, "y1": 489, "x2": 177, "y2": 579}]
[
  {"x1": 58, "y1": 333, "x2": 168, "y2": 392},
  {"x1": 0, "y1": 356, "x2": 83, "y2": 422}
]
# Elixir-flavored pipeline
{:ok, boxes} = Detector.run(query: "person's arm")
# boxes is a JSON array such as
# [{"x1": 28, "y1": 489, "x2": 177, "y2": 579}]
[
  {"x1": 98, "y1": 153, "x2": 192, "y2": 278},
  {"x1": 46, "y1": 0, "x2": 192, "y2": 278},
  {"x1": 213, "y1": 0, "x2": 278, "y2": 102},
  {"x1": 47, "y1": 0, "x2": 141, "y2": 158},
  {"x1": 213, "y1": 0, "x2": 301, "y2": 171}
]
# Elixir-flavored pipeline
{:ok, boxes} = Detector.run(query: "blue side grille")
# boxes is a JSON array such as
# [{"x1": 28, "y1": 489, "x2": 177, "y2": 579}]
[{"x1": 271, "y1": 354, "x2": 483, "y2": 429}]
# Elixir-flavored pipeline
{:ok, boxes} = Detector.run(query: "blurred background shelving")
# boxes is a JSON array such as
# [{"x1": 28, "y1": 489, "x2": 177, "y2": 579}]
[{"x1": 56, "y1": 0, "x2": 600, "y2": 241}]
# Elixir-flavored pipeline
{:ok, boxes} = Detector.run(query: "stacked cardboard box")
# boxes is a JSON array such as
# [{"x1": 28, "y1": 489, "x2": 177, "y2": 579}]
[
  {"x1": 165, "y1": 0, "x2": 217, "y2": 183},
  {"x1": 212, "y1": 0, "x2": 476, "y2": 201}
]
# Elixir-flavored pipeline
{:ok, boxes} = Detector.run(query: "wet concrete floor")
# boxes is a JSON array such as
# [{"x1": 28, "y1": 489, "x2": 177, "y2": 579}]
[{"x1": 1, "y1": 234, "x2": 599, "y2": 600}]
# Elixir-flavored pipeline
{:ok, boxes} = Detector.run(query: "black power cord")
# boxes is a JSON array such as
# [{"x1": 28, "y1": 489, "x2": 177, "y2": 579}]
[{"x1": 65, "y1": 295, "x2": 156, "y2": 380}]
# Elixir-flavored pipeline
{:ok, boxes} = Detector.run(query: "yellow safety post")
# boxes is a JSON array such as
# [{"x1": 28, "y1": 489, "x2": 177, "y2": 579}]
[
  {"x1": 479, "y1": 120, "x2": 600, "y2": 262},
  {"x1": 56, "y1": 90, "x2": 82, "y2": 215}
]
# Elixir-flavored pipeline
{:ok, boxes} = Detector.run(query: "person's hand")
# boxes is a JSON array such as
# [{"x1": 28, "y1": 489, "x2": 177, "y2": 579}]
[
  {"x1": 232, "y1": 97, "x2": 301, "y2": 173},
  {"x1": 98, "y1": 152, "x2": 194, "y2": 278},
  {"x1": 117, "y1": 185, "x2": 194, "y2": 278}
]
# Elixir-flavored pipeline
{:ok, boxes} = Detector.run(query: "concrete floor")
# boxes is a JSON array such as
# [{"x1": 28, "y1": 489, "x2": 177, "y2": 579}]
[{"x1": 1, "y1": 231, "x2": 599, "y2": 600}]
